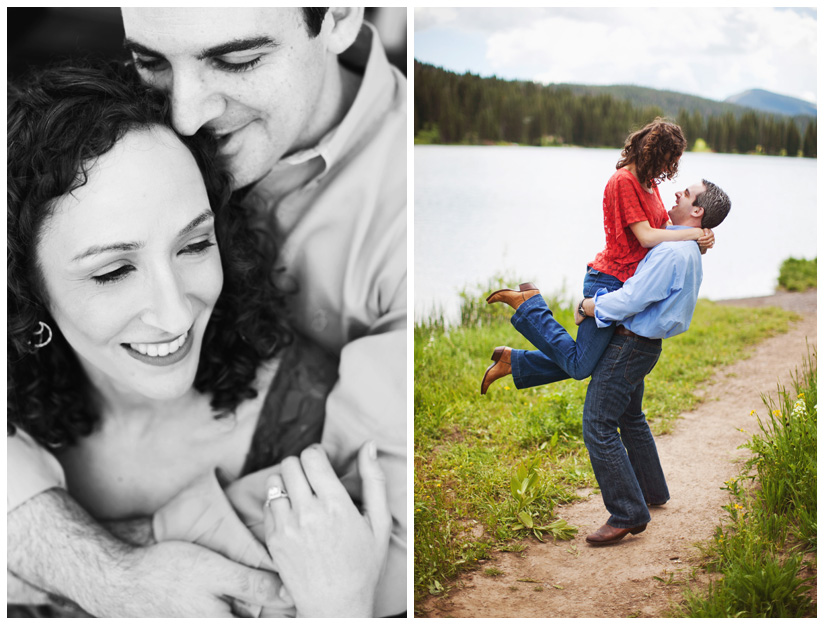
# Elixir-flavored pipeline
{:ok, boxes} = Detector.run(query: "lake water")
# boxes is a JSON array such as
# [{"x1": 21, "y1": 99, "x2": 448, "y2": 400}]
[{"x1": 414, "y1": 145, "x2": 817, "y2": 322}]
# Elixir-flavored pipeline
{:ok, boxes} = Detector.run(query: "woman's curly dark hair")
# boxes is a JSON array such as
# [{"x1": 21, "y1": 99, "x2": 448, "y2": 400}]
[
  {"x1": 8, "y1": 60, "x2": 291, "y2": 448},
  {"x1": 616, "y1": 117, "x2": 686, "y2": 187}
]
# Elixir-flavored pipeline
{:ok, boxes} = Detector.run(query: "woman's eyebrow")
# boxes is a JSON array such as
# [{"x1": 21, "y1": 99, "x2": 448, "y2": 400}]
[
  {"x1": 178, "y1": 210, "x2": 214, "y2": 237},
  {"x1": 71, "y1": 210, "x2": 213, "y2": 263},
  {"x1": 72, "y1": 241, "x2": 143, "y2": 263}
]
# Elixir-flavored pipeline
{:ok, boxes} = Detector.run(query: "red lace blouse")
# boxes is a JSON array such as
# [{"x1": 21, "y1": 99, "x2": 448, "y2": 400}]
[{"x1": 589, "y1": 167, "x2": 669, "y2": 282}]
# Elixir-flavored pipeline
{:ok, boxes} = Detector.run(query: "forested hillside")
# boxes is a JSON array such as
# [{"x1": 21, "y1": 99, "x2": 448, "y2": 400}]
[{"x1": 414, "y1": 62, "x2": 816, "y2": 157}]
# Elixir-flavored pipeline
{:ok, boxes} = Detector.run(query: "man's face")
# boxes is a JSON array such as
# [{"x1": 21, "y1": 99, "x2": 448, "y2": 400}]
[
  {"x1": 668, "y1": 181, "x2": 706, "y2": 225},
  {"x1": 122, "y1": 8, "x2": 333, "y2": 188}
]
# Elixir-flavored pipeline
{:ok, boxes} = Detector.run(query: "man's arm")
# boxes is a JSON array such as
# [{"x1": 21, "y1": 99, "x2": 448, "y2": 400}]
[
  {"x1": 583, "y1": 246, "x2": 680, "y2": 325},
  {"x1": 8, "y1": 488, "x2": 284, "y2": 616},
  {"x1": 322, "y1": 321, "x2": 406, "y2": 617}
]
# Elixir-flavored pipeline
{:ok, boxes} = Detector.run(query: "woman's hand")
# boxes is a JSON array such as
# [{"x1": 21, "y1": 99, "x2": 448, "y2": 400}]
[
  {"x1": 262, "y1": 442, "x2": 391, "y2": 618},
  {"x1": 697, "y1": 228, "x2": 715, "y2": 255}
]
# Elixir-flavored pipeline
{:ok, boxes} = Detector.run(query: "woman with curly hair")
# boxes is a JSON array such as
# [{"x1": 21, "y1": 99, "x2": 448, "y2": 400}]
[
  {"x1": 7, "y1": 61, "x2": 390, "y2": 617},
  {"x1": 481, "y1": 118, "x2": 715, "y2": 393}
]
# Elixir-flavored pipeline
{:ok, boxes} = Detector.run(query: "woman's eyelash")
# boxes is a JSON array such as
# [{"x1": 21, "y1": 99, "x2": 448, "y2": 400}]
[
  {"x1": 181, "y1": 240, "x2": 216, "y2": 254},
  {"x1": 92, "y1": 266, "x2": 134, "y2": 285},
  {"x1": 91, "y1": 241, "x2": 214, "y2": 285}
]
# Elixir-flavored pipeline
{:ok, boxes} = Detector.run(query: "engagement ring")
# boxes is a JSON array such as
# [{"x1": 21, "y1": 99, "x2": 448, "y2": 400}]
[{"x1": 265, "y1": 485, "x2": 289, "y2": 507}]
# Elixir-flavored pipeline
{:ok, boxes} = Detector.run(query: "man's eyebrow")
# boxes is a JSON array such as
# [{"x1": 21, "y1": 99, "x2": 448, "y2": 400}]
[
  {"x1": 71, "y1": 210, "x2": 214, "y2": 263},
  {"x1": 198, "y1": 36, "x2": 278, "y2": 59},
  {"x1": 123, "y1": 36, "x2": 277, "y2": 60},
  {"x1": 123, "y1": 38, "x2": 165, "y2": 59}
]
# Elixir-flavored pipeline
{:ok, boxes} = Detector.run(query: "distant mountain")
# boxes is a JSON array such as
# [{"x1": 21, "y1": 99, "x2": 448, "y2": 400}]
[
  {"x1": 725, "y1": 89, "x2": 816, "y2": 117},
  {"x1": 545, "y1": 83, "x2": 743, "y2": 119}
]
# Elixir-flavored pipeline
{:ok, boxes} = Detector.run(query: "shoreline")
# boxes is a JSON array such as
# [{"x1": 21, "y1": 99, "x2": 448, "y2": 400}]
[{"x1": 713, "y1": 289, "x2": 816, "y2": 314}]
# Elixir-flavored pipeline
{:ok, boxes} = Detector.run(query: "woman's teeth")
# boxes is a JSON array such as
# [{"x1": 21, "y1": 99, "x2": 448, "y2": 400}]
[{"x1": 130, "y1": 331, "x2": 188, "y2": 357}]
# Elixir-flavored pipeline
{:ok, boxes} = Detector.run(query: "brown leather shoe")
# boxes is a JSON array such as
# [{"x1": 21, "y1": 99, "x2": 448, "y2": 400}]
[
  {"x1": 480, "y1": 346, "x2": 512, "y2": 395},
  {"x1": 486, "y1": 282, "x2": 540, "y2": 311},
  {"x1": 585, "y1": 523, "x2": 647, "y2": 545}
]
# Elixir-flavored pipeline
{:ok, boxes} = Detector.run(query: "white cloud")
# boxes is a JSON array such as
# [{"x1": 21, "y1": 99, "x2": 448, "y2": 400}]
[{"x1": 417, "y1": 7, "x2": 817, "y2": 103}]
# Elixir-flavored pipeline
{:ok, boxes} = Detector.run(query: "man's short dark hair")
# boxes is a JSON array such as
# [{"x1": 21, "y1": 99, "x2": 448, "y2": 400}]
[
  {"x1": 303, "y1": 8, "x2": 328, "y2": 37},
  {"x1": 695, "y1": 179, "x2": 731, "y2": 229}
]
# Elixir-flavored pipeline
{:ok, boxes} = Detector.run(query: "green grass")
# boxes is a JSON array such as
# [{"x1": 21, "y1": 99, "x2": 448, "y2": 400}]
[
  {"x1": 676, "y1": 350, "x2": 816, "y2": 618},
  {"x1": 414, "y1": 278, "x2": 799, "y2": 605},
  {"x1": 777, "y1": 257, "x2": 816, "y2": 291}
]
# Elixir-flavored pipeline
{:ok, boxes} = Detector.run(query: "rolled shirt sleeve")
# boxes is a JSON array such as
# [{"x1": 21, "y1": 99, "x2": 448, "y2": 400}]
[{"x1": 7, "y1": 429, "x2": 66, "y2": 513}]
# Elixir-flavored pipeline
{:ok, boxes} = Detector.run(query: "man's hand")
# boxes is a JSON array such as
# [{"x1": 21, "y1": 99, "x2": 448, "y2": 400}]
[
  {"x1": 575, "y1": 298, "x2": 596, "y2": 325},
  {"x1": 697, "y1": 228, "x2": 715, "y2": 255},
  {"x1": 8, "y1": 488, "x2": 285, "y2": 617}
]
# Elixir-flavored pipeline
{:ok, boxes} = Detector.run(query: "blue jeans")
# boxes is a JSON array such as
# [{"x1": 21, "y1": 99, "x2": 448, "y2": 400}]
[
  {"x1": 583, "y1": 334, "x2": 669, "y2": 527},
  {"x1": 511, "y1": 267, "x2": 624, "y2": 388}
]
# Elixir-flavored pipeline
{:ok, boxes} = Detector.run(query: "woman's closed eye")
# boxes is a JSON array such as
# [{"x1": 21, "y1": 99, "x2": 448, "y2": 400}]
[
  {"x1": 91, "y1": 240, "x2": 215, "y2": 285},
  {"x1": 92, "y1": 265, "x2": 134, "y2": 285},
  {"x1": 181, "y1": 239, "x2": 216, "y2": 255}
]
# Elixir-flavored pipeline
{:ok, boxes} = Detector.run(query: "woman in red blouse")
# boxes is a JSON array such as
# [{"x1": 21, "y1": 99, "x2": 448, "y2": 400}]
[{"x1": 482, "y1": 118, "x2": 714, "y2": 393}]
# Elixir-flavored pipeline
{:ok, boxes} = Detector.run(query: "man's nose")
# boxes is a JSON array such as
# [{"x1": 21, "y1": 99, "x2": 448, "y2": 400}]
[
  {"x1": 140, "y1": 267, "x2": 193, "y2": 336},
  {"x1": 169, "y1": 68, "x2": 226, "y2": 136}
]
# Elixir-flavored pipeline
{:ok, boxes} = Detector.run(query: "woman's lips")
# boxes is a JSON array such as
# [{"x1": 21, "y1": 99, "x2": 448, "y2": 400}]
[{"x1": 122, "y1": 329, "x2": 194, "y2": 367}]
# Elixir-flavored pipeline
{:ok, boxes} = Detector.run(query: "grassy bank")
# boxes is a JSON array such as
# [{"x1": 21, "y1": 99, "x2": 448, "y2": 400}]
[
  {"x1": 414, "y1": 281, "x2": 799, "y2": 605},
  {"x1": 777, "y1": 257, "x2": 816, "y2": 292},
  {"x1": 677, "y1": 351, "x2": 817, "y2": 617}
]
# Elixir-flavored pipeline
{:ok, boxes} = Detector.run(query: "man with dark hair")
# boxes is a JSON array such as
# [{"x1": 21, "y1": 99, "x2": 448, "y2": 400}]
[
  {"x1": 8, "y1": 7, "x2": 406, "y2": 617},
  {"x1": 577, "y1": 179, "x2": 731, "y2": 544},
  {"x1": 694, "y1": 179, "x2": 732, "y2": 229}
]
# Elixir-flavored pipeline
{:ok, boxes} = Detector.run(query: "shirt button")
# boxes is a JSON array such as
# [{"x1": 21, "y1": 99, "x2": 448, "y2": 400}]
[{"x1": 311, "y1": 310, "x2": 328, "y2": 332}]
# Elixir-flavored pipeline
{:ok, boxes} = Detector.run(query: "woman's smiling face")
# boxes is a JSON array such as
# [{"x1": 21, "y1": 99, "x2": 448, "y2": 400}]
[{"x1": 36, "y1": 126, "x2": 224, "y2": 402}]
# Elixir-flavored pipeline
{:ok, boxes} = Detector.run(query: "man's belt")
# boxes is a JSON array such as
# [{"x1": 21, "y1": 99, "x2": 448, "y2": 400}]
[{"x1": 615, "y1": 325, "x2": 641, "y2": 338}]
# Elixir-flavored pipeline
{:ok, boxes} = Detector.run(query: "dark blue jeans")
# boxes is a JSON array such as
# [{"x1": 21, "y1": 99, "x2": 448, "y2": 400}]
[
  {"x1": 583, "y1": 334, "x2": 669, "y2": 527},
  {"x1": 510, "y1": 267, "x2": 624, "y2": 388}
]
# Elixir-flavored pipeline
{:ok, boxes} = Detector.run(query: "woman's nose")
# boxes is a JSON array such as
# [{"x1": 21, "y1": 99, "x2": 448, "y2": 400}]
[{"x1": 140, "y1": 268, "x2": 193, "y2": 335}]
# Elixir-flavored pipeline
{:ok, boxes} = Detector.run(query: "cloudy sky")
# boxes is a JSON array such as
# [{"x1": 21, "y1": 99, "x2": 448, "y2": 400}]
[{"x1": 414, "y1": 7, "x2": 817, "y2": 104}]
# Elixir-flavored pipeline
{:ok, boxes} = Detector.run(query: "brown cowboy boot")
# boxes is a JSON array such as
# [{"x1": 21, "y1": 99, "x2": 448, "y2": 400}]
[
  {"x1": 585, "y1": 522, "x2": 647, "y2": 545},
  {"x1": 486, "y1": 282, "x2": 540, "y2": 311},
  {"x1": 480, "y1": 346, "x2": 512, "y2": 395}
]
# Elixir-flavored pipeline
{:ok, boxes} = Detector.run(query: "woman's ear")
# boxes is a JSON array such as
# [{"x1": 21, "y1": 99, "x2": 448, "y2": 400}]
[{"x1": 322, "y1": 7, "x2": 365, "y2": 54}]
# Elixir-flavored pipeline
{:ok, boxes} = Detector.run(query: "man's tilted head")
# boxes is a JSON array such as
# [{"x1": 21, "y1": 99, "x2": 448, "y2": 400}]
[
  {"x1": 668, "y1": 179, "x2": 731, "y2": 229},
  {"x1": 122, "y1": 7, "x2": 364, "y2": 188}
]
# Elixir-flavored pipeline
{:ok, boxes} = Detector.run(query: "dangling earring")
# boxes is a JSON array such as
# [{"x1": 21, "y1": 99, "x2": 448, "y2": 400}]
[{"x1": 31, "y1": 321, "x2": 53, "y2": 349}]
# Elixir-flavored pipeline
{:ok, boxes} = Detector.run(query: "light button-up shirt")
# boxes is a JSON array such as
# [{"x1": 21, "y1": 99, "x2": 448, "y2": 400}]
[{"x1": 594, "y1": 226, "x2": 703, "y2": 340}]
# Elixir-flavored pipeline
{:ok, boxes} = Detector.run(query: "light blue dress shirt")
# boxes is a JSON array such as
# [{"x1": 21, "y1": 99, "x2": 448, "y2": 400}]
[{"x1": 593, "y1": 226, "x2": 704, "y2": 339}]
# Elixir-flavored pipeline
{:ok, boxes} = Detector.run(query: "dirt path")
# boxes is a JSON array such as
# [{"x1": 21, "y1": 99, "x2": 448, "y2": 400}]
[{"x1": 420, "y1": 290, "x2": 817, "y2": 618}]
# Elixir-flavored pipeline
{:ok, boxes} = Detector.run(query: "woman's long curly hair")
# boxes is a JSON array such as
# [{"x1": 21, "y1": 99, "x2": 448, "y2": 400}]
[
  {"x1": 8, "y1": 60, "x2": 291, "y2": 449},
  {"x1": 616, "y1": 117, "x2": 686, "y2": 187}
]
